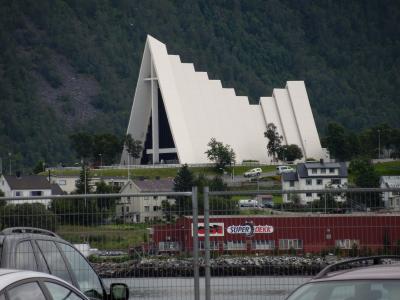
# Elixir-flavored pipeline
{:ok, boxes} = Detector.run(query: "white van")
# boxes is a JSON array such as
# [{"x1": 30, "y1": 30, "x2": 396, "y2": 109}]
[{"x1": 276, "y1": 165, "x2": 295, "y2": 175}]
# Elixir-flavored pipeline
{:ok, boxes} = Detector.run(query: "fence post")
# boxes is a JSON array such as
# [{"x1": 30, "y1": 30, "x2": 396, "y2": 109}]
[
  {"x1": 191, "y1": 186, "x2": 200, "y2": 300},
  {"x1": 204, "y1": 186, "x2": 211, "y2": 300}
]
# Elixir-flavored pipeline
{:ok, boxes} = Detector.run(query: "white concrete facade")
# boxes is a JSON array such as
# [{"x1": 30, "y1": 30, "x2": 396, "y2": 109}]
[{"x1": 121, "y1": 35, "x2": 324, "y2": 165}]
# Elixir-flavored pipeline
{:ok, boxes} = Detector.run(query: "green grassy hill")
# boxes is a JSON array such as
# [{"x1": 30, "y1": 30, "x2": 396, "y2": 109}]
[{"x1": 1, "y1": 0, "x2": 399, "y2": 169}]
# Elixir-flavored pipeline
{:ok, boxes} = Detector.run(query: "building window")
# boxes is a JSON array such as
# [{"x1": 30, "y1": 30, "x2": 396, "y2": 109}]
[
  {"x1": 144, "y1": 206, "x2": 150, "y2": 212},
  {"x1": 144, "y1": 217, "x2": 150, "y2": 222},
  {"x1": 329, "y1": 168, "x2": 335, "y2": 174},
  {"x1": 252, "y1": 240, "x2": 275, "y2": 250},
  {"x1": 126, "y1": 206, "x2": 129, "y2": 212},
  {"x1": 331, "y1": 179, "x2": 341, "y2": 185},
  {"x1": 224, "y1": 240, "x2": 246, "y2": 250},
  {"x1": 290, "y1": 181, "x2": 295, "y2": 187},
  {"x1": 306, "y1": 179, "x2": 312, "y2": 185},
  {"x1": 158, "y1": 241, "x2": 180, "y2": 251},
  {"x1": 31, "y1": 191, "x2": 43, "y2": 196},
  {"x1": 312, "y1": 169, "x2": 317, "y2": 174},
  {"x1": 153, "y1": 206, "x2": 160, "y2": 211},
  {"x1": 316, "y1": 179, "x2": 323, "y2": 185},
  {"x1": 321, "y1": 168, "x2": 326, "y2": 174},
  {"x1": 15, "y1": 191, "x2": 22, "y2": 197},
  {"x1": 58, "y1": 180, "x2": 66, "y2": 185},
  {"x1": 199, "y1": 241, "x2": 220, "y2": 250},
  {"x1": 121, "y1": 206, "x2": 124, "y2": 213},
  {"x1": 306, "y1": 193, "x2": 312, "y2": 197},
  {"x1": 335, "y1": 239, "x2": 359, "y2": 249},
  {"x1": 279, "y1": 239, "x2": 303, "y2": 250}
]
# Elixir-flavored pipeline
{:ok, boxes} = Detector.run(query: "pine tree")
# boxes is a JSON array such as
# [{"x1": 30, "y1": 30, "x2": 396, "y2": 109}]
[
  {"x1": 173, "y1": 164, "x2": 195, "y2": 192},
  {"x1": 173, "y1": 164, "x2": 195, "y2": 213},
  {"x1": 75, "y1": 164, "x2": 92, "y2": 194}
]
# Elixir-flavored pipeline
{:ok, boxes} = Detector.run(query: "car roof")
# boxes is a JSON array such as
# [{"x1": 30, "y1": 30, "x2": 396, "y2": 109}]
[
  {"x1": 0, "y1": 269, "x2": 88, "y2": 298},
  {"x1": 311, "y1": 264, "x2": 400, "y2": 283}
]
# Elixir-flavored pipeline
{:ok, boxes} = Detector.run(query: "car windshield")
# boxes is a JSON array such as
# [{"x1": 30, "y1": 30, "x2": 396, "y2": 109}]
[{"x1": 286, "y1": 280, "x2": 400, "y2": 300}]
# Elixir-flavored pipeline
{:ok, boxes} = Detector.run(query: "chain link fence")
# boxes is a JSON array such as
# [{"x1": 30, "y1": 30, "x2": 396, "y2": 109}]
[{"x1": 1, "y1": 188, "x2": 400, "y2": 299}]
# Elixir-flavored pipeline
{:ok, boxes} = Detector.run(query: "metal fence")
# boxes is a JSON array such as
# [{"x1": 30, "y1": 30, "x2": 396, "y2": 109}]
[{"x1": 1, "y1": 188, "x2": 400, "y2": 299}]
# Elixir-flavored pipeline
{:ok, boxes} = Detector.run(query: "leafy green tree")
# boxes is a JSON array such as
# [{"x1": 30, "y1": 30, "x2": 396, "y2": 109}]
[
  {"x1": 264, "y1": 123, "x2": 282, "y2": 161},
  {"x1": 326, "y1": 123, "x2": 351, "y2": 161},
  {"x1": 33, "y1": 160, "x2": 46, "y2": 174},
  {"x1": 349, "y1": 157, "x2": 379, "y2": 188},
  {"x1": 95, "y1": 180, "x2": 119, "y2": 211},
  {"x1": 70, "y1": 133, "x2": 94, "y2": 161},
  {"x1": 348, "y1": 157, "x2": 381, "y2": 208},
  {"x1": 125, "y1": 134, "x2": 143, "y2": 163},
  {"x1": 205, "y1": 138, "x2": 236, "y2": 173},
  {"x1": 92, "y1": 134, "x2": 123, "y2": 166},
  {"x1": 209, "y1": 176, "x2": 227, "y2": 192},
  {"x1": 277, "y1": 144, "x2": 303, "y2": 162}
]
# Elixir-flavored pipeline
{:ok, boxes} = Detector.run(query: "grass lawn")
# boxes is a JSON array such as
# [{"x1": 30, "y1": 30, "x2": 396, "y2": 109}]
[
  {"x1": 56, "y1": 224, "x2": 150, "y2": 250},
  {"x1": 374, "y1": 160, "x2": 400, "y2": 176},
  {"x1": 43, "y1": 164, "x2": 277, "y2": 178}
]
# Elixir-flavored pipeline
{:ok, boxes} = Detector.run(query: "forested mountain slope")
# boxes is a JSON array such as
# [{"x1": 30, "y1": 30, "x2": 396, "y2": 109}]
[{"x1": 0, "y1": 0, "x2": 399, "y2": 168}]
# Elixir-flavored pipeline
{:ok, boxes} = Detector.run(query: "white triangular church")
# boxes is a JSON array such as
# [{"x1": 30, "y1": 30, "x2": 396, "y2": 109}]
[{"x1": 121, "y1": 35, "x2": 325, "y2": 165}]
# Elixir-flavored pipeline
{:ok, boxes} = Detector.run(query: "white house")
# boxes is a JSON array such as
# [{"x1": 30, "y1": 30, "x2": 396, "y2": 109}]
[
  {"x1": 281, "y1": 161, "x2": 348, "y2": 204},
  {"x1": 116, "y1": 179, "x2": 175, "y2": 223},
  {"x1": 0, "y1": 174, "x2": 63, "y2": 206},
  {"x1": 380, "y1": 176, "x2": 400, "y2": 210},
  {"x1": 121, "y1": 35, "x2": 326, "y2": 165}
]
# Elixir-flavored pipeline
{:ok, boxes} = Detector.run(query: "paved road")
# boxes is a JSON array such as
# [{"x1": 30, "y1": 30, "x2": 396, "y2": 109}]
[{"x1": 221, "y1": 171, "x2": 277, "y2": 184}]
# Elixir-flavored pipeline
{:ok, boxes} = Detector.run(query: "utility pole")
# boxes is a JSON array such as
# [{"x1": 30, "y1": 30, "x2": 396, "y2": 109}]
[{"x1": 378, "y1": 129, "x2": 381, "y2": 159}]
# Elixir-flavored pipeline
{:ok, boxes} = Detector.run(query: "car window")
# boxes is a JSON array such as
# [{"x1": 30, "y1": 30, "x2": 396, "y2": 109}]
[
  {"x1": 44, "y1": 282, "x2": 85, "y2": 300},
  {"x1": 57, "y1": 243, "x2": 104, "y2": 300},
  {"x1": 7, "y1": 282, "x2": 46, "y2": 300},
  {"x1": 15, "y1": 241, "x2": 37, "y2": 271},
  {"x1": 36, "y1": 240, "x2": 72, "y2": 284}
]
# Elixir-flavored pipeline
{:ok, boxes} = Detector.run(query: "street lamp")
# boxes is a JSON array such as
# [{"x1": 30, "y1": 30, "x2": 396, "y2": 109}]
[
  {"x1": 8, "y1": 152, "x2": 11, "y2": 175},
  {"x1": 99, "y1": 154, "x2": 103, "y2": 168}
]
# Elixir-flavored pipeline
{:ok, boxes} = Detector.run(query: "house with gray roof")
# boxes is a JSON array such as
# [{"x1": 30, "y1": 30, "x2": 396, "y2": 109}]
[
  {"x1": 380, "y1": 176, "x2": 400, "y2": 210},
  {"x1": 0, "y1": 174, "x2": 63, "y2": 206},
  {"x1": 116, "y1": 179, "x2": 175, "y2": 223},
  {"x1": 281, "y1": 161, "x2": 348, "y2": 204}
]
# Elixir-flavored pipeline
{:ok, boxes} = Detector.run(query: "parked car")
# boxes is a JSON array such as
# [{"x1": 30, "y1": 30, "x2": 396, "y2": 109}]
[
  {"x1": 285, "y1": 256, "x2": 400, "y2": 300},
  {"x1": 0, "y1": 227, "x2": 129, "y2": 300},
  {"x1": 276, "y1": 165, "x2": 295, "y2": 175},
  {"x1": 0, "y1": 268, "x2": 90, "y2": 300},
  {"x1": 238, "y1": 199, "x2": 259, "y2": 208},
  {"x1": 243, "y1": 168, "x2": 262, "y2": 177}
]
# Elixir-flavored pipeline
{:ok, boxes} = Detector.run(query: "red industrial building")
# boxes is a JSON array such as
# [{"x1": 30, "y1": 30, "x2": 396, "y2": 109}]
[{"x1": 151, "y1": 214, "x2": 400, "y2": 254}]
